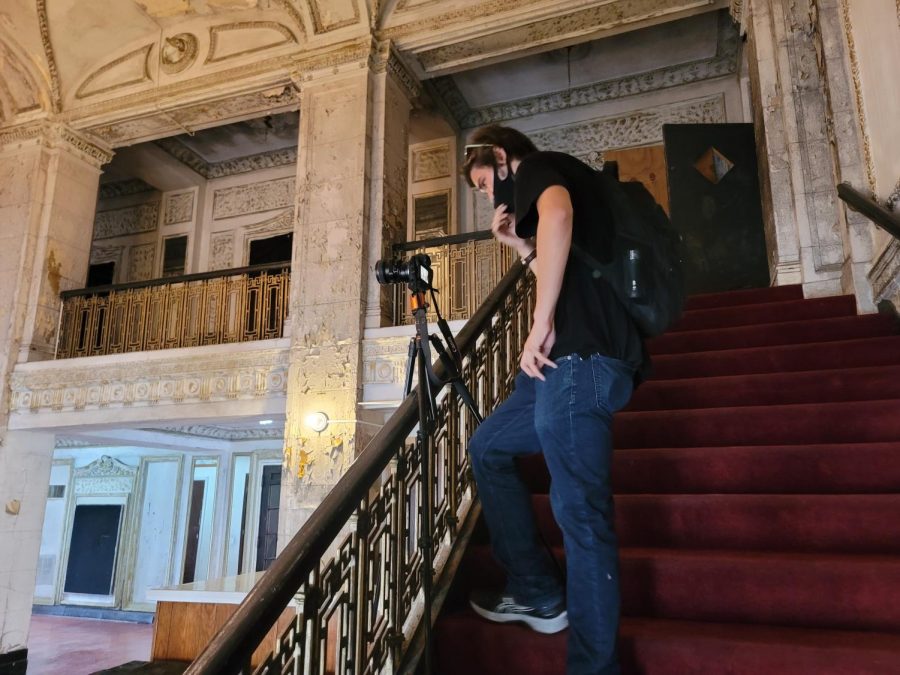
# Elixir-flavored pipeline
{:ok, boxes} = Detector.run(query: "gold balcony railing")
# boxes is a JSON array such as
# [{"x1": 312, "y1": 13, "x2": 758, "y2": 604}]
[
  {"x1": 390, "y1": 231, "x2": 515, "y2": 325},
  {"x1": 56, "y1": 263, "x2": 290, "y2": 359}
]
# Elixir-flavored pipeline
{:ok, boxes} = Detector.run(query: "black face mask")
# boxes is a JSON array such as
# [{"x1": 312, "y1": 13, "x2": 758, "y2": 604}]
[{"x1": 493, "y1": 164, "x2": 515, "y2": 215}]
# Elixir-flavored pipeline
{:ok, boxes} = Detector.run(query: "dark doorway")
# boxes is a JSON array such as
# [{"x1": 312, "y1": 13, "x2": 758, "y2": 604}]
[
  {"x1": 663, "y1": 123, "x2": 770, "y2": 294},
  {"x1": 249, "y1": 233, "x2": 293, "y2": 266},
  {"x1": 64, "y1": 504, "x2": 123, "y2": 595},
  {"x1": 182, "y1": 479, "x2": 206, "y2": 583},
  {"x1": 256, "y1": 465, "x2": 281, "y2": 571},
  {"x1": 86, "y1": 261, "x2": 115, "y2": 287}
]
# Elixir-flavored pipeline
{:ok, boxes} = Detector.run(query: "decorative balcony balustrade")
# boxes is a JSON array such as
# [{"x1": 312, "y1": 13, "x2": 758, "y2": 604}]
[
  {"x1": 186, "y1": 263, "x2": 534, "y2": 675},
  {"x1": 389, "y1": 231, "x2": 515, "y2": 325},
  {"x1": 56, "y1": 263, "x2": 290, "y2": 359}
]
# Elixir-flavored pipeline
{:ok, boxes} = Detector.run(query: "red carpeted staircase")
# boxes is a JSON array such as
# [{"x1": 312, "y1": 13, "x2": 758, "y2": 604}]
[{"x1": 433, "y1": 285, "x2": 900, "y2": 674}]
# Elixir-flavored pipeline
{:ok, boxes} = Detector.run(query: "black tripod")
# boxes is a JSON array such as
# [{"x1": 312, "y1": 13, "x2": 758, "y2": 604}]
[{"x1": 402, "y1": 283, "x2": 482, "y2": 675}]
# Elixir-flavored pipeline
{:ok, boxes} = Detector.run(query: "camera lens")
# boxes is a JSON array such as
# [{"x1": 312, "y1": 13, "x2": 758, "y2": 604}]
[{"x1": 375, "y1": 259, "x2": 406, "y2": 285}]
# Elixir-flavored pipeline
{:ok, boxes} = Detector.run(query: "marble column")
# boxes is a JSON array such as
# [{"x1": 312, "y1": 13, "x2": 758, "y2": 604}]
[
  {"x1": 0, "y1": 121, "x2": 108, "y2": 666},
  {"x1": 278, "y1": 44, "x2": 418, "y2": 541}
]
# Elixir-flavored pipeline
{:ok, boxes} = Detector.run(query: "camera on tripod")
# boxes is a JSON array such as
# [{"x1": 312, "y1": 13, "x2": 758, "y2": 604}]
[{"x1": 375, "y1": 253, "x2": 433, "y2": 292}]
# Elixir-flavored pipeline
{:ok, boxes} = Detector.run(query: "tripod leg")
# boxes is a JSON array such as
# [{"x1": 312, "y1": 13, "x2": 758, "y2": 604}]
[
  {"x1": 415, "y1": 339, "x2": 435, "y2": 675},
  {"x1": 403, "y1": 337, "x2": 416, "y2": 397}
]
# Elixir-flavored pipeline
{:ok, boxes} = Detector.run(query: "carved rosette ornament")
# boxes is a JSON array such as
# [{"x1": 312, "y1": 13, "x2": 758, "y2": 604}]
[{"x1": 160, "y1": 33, "x2": 199, "y2": 75}]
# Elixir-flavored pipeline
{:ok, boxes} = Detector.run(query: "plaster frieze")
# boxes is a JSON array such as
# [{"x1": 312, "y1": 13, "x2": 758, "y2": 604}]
[
  {"x1": 362, "y1": 335, "x2": 411, "y2": 385},
  {"x1": 209, "y1": 232, "x2": 236, "y2": 270},
  {"x1": 213, "y1": 176, "x2": 296, "y2": 220},
  {"x1": 54, "y1": 437, "x2": 93, "y2": 448},
  {"x1": 289, "y1": 36, "x2": 375, "y2": 82},
  {"x1": 154, "y1": 136, "x2": 298, "y2": 178},
  {"x1": 98, "y1": 178, "x2": 156, "y2": 200},
  {"x1": 433, "y1": 10, "x2": 737, "y2": 128},
  {"x1": 75, "y1": 44, "x2": 155, "y2": 100},
  {"x1": 414, "y1": 0, "x2": 721, "y2": 75},
  {"x1": 94, "y1": 202, "x2": 160, "y2": 240},
  {"x1": 412, "y1": 143, "x2": 451, "y2": 182},
  {"x1": 74, "y1": 455, "x2": 137, "y2": 496},
  {"x1": 9, "y1": 347, "x2": 289, "y2": 417},
  {"x1": 370, "y1": 41, "x2": 422, "y2": 102},
  {"x1": 128, "y1": 242, "x2": 156, "y2": 281},
  {"x1": 164, "y1": 191, "x2": 195, "y2": 225},
  {"x1": 529, "y1": 94, "x2": 726, "y2": 161}
]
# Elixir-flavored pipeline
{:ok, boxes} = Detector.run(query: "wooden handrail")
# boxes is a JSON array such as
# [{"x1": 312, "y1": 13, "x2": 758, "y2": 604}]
[
  {"x1": 186, "y1": 261, "x2": 528, "y2": 675},
  {"x1": 392, "y1": 230, "x2": 492, "y2": 253},
  {"x1": 837, "y1": 182, "x2": 900, "y2": 241}
]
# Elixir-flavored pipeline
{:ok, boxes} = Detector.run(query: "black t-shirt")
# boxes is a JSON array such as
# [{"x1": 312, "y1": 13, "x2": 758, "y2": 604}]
[{"x1": 513, "y1": 151, "x2": 647, "y2": 374}]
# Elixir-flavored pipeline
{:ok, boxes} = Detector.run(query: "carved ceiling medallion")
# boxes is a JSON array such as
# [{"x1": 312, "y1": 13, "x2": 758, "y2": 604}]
[
  {"x1": 160, "y1": 33, "x2": 199, "y2": 75},
  {"x1": 76, "y1": 44, "x2": 154, "y2": 100}
]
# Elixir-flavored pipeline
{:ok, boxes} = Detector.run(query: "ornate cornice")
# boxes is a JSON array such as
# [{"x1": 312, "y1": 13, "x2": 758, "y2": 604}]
[
  {"x1": 98, "y1": 178, "x2": 156, "y2": 200},
  {"x1": 154, "y1": 137, "x2": 298, "y2": 179},
  {"x1": 840, "y1": 0, "x2": 876, "y2": 194},
  {"x1": 290, "y1": 36, "x2": 374, "y2": 82},
  {"x1": 381, "y1": 0, "x2": 547, "y2": 41},
  {"x1": 0, "y1": 121, "x2": 112, "y2": 166},
  {"x1": 370, "y1": 41, "x2": 422, "y2": 101},
  {"x1": 149, "y1": 425, "x2": 284, "y2": 441},
  {"x1": 35, "y1": 0, "x2": 61, "y2": 113},
  {"x1": 435, "y1": 10, "x2": 738, "y2": 128},
  {"x1": 75, "y1": 455, "x2": 137, "y2": 479}
]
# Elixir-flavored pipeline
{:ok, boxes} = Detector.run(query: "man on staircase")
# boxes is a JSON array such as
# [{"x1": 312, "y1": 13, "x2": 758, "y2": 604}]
[{"x1": 462, "y1": 124, "x2": 646, "y2": 675}]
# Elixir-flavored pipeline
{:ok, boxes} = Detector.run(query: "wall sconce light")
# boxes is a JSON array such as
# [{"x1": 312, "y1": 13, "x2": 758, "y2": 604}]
[{"x1": 305, "y1": 411, "x2": 330, "y2": 433}]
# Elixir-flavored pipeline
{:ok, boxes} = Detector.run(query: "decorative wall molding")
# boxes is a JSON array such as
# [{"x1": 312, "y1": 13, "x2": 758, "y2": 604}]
[
  {"x1": 94, "y1": 202, "x2": 160, "y2": 240},
  {"x1": 206, "y1": 22, "x2": 298, "y2": 65},
  {"x1": 432, "y1": 11, "x2": 739, "y2": 128},
  {"x1": 213, "y1": 176, "x2": 295, "y2": 219},
  {"x1": 270, "y1": 0, "x2": 308, "y2": 37},
  {"x1": 839, "y1": 0, "x2": 877, "y2": 194},
  {"x1": 54, "y1": 437, "x2": 93, "y2": 449},
  {"x1": 209, "y1": 232, "x2": 235, "y2": 270},
  {"x1": 308, "y1": 0, "x2": 361, "y2": 33},
  {"x1": 0, "y1": 40, "x2": 45, "y2": 117},
  {"x1": 370, "y1": 43, "x2": 422, "y2": 102},
  {"x1": 528, "y1": 94, "x2": 727, "y2": 161},
  {"x1": 242, "y1": 209, "x2": 294, "y2": 263},
  {"x1": 129, "y1": 242, "x2": 156, "y2": 282},
  {"x1": 75, "y1": 44, "x2": 154, "y2": 100},
  {"x1": 35, "y1": 0, "x2": 61, "y2": 113},
  {"x1": 363, "y1": 335, "x2": 412, "y2": 385},
  {"x1": 868, "y1": 238, "x2": 900, "y2": 306},
  {"x1": 160, "y1": 33, "x2": 199, "y2": 75},
  {"x1": 412, "y1": 144, "x2": 451, "y2": 182},
  {"x1": 98, "y1": 178, "x2": 156, "y2": 200},
  {"x1": 0, "y1": 122, "x2": 113, "y2": 167},
  {"x1": 154, "y1": 137, "x2": 298, "y2": 178},
  {"x1": 10, "y1": 347, "x2": 290, "y2": 417},
  {"x1": 73, "y1": 455, "x2": 137, "y2": 496},
  {"x1": 164, "y1": 192, "x2": 194, "y2": 225}
]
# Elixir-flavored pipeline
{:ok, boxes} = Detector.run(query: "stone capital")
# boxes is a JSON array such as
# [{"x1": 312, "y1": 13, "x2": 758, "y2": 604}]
[{"x1": 0, "y1": 120, "x2": 112, "y2": 167}]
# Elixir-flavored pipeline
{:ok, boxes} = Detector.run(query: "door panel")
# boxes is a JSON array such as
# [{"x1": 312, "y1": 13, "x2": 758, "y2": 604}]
[
  {"x1": 604, "y1": 144, "x2": 670, "y2": 214},
  {"x1": 663, "y1": 123, "x2": 770, "y2": 294},
  {"x1": 64, "y1": 504, "x2": 122, "y2": 596}
]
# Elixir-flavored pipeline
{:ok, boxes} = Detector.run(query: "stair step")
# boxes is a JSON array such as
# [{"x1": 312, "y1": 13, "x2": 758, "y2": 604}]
[
  {"x1": 629, "y1": 365, "x2": 900, "y2": 411},
  {"x1": 615, "y1": 399, "x2": 900, "y2": 448},
  {"x1": 647, "y1": 314, "x2": 895, "y2": 356},
  {"x1": 684, "y1": 284, "x2": 804, "y2": 311},
  {"x1": 524, "y1": 494, "x2": 900, "y2": 553},
  {"x1": 671, "y1": 295, "x2": 857, "y2": 332},
  {"x1": 434, "y1": 614, "x2": 900, "y2": 675},
  {"x1": 456, "y1": 546, "x2": 900, "y2": 632},
  {"x1": 652, "y1": 336, "x2": 900, "y2": 379}
]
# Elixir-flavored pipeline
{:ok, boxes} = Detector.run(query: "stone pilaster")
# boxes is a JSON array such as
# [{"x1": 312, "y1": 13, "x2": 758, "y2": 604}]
[
  {"x1": 744, "y1": 0, "x2": 875, "y2": 309},
  {"x1": 0, "y1": 123, "x2": 108, "y2": 662},
  {"x1": 278, "y1": 44, "x2": 416, "y2": 541}
]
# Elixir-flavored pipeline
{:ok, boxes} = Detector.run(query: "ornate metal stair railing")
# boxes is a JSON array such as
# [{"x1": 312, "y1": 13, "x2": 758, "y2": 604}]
[
  {"x1": 390, "y1": 231, "x2": 516, "y2": 325},
  {"x1": 56, "y1": 262, "x2": 290, "y2": 359},
  {"x1": 187, "y1": 262, "x2": 534, "y2": 675}
]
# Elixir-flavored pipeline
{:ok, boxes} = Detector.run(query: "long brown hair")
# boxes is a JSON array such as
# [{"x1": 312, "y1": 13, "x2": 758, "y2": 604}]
[{"x1": 461, "y1": 125, "x2": 538, "y2": 187}]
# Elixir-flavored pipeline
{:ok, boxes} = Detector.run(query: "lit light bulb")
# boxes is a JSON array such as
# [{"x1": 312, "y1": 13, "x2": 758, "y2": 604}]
[{"x1": 305, "y1": 411, "x2": 329, "y2": 433}]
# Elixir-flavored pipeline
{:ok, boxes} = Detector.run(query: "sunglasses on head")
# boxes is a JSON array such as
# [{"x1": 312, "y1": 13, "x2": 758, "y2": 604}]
[{"x1": 464, "y1": 143, "x2": 493, "y2": 157}]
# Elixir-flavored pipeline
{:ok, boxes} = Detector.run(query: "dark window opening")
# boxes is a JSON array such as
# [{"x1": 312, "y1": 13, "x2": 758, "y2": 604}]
[
  {"x1": 64, "y1": 504, "x2": 122, "y2": 595},
  {"x1": 248, "y1": 233, "x2": 292, "y2": 266},
  {"x1": 87, "y1": 261, "x2": 115, "y2": 287},
  {"x1": 163, "y1": 236, "x2": 188, "y2": 277}
]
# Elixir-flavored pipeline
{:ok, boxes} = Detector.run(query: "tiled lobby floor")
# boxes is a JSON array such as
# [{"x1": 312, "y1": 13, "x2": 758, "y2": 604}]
[{"x1": 27, "y1": 615, "x2": 153, "y2": 674}]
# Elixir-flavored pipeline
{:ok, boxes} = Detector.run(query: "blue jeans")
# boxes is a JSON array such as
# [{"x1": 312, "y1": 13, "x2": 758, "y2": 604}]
[{"x1": 468, "y1": 353, "x2": 635, "y2": 675}]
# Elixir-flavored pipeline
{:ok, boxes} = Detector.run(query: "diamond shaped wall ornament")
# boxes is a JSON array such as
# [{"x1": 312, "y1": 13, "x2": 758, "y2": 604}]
[{"x1": 694, "y1": 146, "x2": 735, "y2": 184}]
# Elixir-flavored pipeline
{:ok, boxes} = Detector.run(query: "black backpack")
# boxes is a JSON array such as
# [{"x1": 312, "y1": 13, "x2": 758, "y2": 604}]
[{"x1": 571, "y1": 169, "x2": 685, "y2": 338}]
